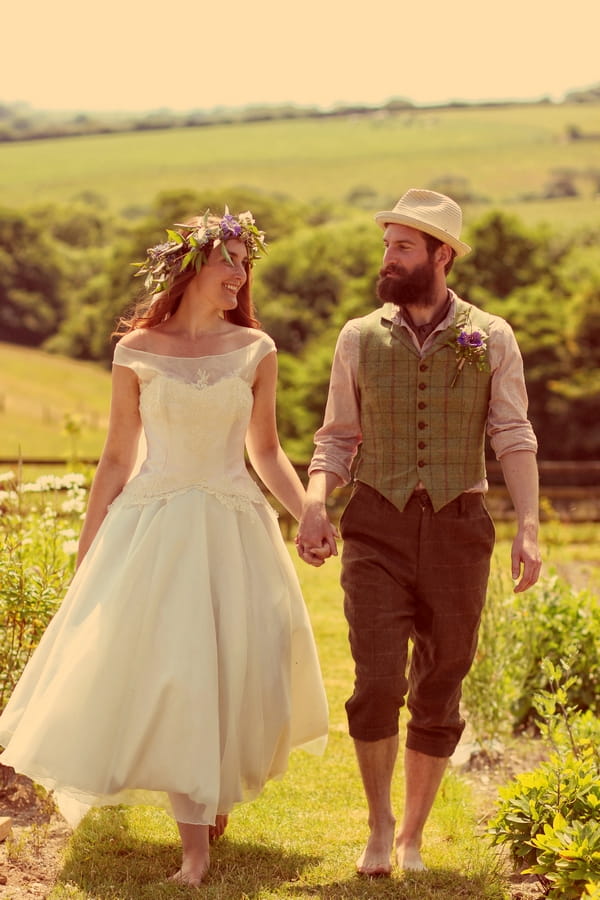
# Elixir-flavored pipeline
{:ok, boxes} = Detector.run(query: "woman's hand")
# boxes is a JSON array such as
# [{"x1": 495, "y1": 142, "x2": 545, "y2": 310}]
[{"x1": 295, "y1": 500, "x2": 339, "y2": 567}]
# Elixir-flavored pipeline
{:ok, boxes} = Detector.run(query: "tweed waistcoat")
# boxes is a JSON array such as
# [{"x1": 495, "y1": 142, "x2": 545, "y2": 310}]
[{"x1": 356, "y1": 299, "x2": 492, "y2": 512}]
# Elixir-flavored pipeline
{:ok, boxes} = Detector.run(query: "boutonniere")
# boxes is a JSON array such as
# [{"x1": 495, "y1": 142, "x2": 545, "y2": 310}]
[{"x1": 448, "y1": 314, "x2": 489, "y2": 388}]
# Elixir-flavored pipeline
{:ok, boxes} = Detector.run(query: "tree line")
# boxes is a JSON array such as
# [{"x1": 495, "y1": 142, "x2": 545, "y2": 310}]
[
  {"x1": 1, "y1": 86, "x2": 599, "y2": 143},
  {"x1": 1, "y1": 188, "x2": 598, "y2": 461}
]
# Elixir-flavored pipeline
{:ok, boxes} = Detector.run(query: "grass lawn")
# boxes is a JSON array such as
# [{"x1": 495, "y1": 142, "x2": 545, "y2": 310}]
[
  {"x1": 4, "y1": 522, "x2": 598, "y2": 897},
  {"x1": 0, "y1": 342, "x2": 111, "y2": 460},
  {"x1": 17, "y1": 551, "x2": 506, "y2": 899},
  {"x1": 2, "y1": 339, "x2": 597, "y2": 895}
]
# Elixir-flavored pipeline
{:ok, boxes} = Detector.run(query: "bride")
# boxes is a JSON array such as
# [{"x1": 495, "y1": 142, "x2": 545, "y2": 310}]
[{"x1": 0, "y1": 209, "x2": 329, "y2": 887}]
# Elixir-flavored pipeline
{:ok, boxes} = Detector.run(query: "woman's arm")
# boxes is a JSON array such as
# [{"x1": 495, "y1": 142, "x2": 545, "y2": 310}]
[
  {"x1": 245, "y1": 351, "x2": 306, "y2": 522},
  {"x1": 76, "y1": 364, "x2": 141, "y2": 567}
]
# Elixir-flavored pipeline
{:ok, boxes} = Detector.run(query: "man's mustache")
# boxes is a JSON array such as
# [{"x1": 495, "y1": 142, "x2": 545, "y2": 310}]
[{"x1": 378, "y1": 263, "x2": 407, "y2": 279}]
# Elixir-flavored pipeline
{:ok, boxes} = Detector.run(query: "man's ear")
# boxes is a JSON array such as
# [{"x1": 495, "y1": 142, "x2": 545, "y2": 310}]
[{"x1": 438, "y1": 242, "x2": 453, "y2": 268}]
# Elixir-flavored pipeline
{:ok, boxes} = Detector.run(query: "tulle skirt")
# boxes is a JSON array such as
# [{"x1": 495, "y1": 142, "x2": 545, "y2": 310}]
[{"x1": 0, "y1": 488, "x2": 328, "y2": 827}]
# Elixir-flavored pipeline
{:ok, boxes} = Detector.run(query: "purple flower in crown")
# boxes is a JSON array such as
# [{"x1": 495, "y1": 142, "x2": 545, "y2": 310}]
[
  {"x1": 132, "y1": 208, "x2": 267, "y2": 295},
  {"x1": 220, "y1": 214, "x2": 243, "y2": 239},
  {"x1": 147, "y1": 241, "x2": 180, "y2": 260}
]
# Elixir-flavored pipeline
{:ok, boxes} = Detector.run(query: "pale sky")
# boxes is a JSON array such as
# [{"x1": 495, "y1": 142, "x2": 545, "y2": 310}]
[{"x1": 3, "y1": 0, "x2": 599, "y2": 112}]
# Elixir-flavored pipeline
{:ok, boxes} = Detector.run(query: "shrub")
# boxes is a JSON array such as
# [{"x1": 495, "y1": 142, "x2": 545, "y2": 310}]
[
  {"x1": 0, "y1": 471, "x2": 86, "y2": 712},
  {"x1": 463, "y1": 574, "x2": 600, "y2": 742},
  {"x1": 512, "y1": 578, "x2": 600, "y2": 729},
  {"x1": 528, "y1": 814, "x2": 600, "y2": 899},
  {"x1": 488, "y1": 661, "x2": 600, "y2": 899},
  {"x1": 461, "y1": 570, "x2": 529, "y2": 743}
]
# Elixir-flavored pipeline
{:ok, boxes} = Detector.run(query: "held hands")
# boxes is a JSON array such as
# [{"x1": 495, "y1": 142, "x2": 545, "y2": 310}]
[
  {"x1": 294, "y1": 538, "x2": 335, "y2": 566},
  {"x1": 295, "y1": 503, "x2": 339, "y2": 567}
]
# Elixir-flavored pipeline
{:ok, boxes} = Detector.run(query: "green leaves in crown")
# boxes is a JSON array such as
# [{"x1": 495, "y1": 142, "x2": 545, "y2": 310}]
[{"x1": 132, "y1": 208, "x2": 267, "y2": 295}]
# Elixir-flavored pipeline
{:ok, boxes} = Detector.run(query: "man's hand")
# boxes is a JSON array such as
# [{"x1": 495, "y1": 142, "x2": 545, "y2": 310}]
[
  {"x1": 499, "y1": 451, "x2": 542, "y2": 593},
  {"x1": 511, "y1": 528, "x2": 542, "y2": 592},
  {"x1": 295, "y1": 501, "x2": 339, "y2": 567}
]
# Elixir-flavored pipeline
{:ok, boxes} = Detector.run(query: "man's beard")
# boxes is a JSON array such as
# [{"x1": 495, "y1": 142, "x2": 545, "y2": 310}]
[{"x1": 376, "y1": 260, "x2": 436, "y2": 308}]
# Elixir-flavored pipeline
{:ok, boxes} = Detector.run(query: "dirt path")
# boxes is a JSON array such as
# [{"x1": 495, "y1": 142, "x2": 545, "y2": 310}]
[{"x1": 0, "y1": 766, "x2": 70, "y2": 898}]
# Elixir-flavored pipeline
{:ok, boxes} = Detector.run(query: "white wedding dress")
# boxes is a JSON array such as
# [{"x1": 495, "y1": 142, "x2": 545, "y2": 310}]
[{"x1": 0, "y1": 332, "x2": 328, "y2": 827}]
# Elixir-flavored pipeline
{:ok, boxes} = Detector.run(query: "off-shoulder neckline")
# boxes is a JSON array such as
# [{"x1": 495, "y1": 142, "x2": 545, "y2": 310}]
[{"x1": 115, "y1": 335, "x2": 272, "y2": 361}]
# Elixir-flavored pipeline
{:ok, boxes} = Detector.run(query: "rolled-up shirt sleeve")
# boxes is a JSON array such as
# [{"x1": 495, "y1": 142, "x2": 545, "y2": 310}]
[
  {"x1": 308, "y1": 320, "x2": 363, "y2": 484},
  {"x1": 487, "y1": 317, "x2": 538, "y2": 458}
]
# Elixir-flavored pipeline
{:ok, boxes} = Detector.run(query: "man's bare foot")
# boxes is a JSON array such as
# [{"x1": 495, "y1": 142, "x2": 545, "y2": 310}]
[
  {"x1": 396, "y1": 841, "x2": 427, "y2": 871},
  {"x1": 356, "y1": 822, "x2": 395, "y2": 877},
  {"x1": 209, "y1": 814, "x2": 228, "y2": 843}
]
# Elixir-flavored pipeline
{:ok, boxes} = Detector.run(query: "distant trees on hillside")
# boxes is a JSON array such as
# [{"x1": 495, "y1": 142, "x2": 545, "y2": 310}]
[
  {"x1": 0, "y1": 209, "x2": 65, "y2": 344},
  {"x1": 565, "y1": 82, "x2": 600, "y2": 104},
  {"x1": 0, "y1": 189, "x2": 598, "y2": 461},
  {"x1": 1, "y1": 85, "x2": 599, "y2": 142},
  {"x1": 0, "y1": 100, "x2": 407, "y2": 142}
]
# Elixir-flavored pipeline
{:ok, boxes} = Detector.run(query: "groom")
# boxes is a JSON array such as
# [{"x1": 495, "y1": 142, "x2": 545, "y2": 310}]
[{"x1": 296, "y1": 189, "x2": 541, "y2": 875}]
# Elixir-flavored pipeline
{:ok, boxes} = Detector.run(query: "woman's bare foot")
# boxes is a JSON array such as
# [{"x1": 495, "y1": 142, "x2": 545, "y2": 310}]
[
  {"x1": 209, "y1": 813, "x2": 228, "y2": 843},
  {"x1": 168, "y1": 858, "x2": 209, "y2": 888},
  {"x1": 172, "y1": 821, "x2": 210, "y2": 886},
  {"x1": 356, "y1": 820, "x2": 395, "y2": 877}
]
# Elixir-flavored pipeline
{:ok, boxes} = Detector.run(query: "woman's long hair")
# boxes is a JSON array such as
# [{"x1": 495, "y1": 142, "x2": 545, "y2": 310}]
[{"x1": 114, "y1": 215, "x2": 261, "y2": 336}]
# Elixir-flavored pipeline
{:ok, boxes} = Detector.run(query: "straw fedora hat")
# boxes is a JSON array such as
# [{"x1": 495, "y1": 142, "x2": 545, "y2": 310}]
[{"x1": 375, "y1": 189, "x2": 471, "y2": 257}]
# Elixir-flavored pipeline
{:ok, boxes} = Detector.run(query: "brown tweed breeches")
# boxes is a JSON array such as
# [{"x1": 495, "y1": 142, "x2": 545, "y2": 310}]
[{"x1": 340, "y1": 481, "x2": 495, "y2": 757}]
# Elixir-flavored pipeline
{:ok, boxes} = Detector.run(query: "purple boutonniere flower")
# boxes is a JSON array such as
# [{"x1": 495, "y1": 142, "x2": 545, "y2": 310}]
[
  {"x1": 448, "y1": 317, "x2": 489, "y2": 388},
  {"x1": 457, "y1": 330, "x2": 484, "y2": 350}
]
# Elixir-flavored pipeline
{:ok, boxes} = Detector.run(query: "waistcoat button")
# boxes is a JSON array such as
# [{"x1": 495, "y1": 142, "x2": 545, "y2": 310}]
[
  {"x1": 418, "y1": 401, "x2": 426, "y2": 410},
  {"x1": 417, "y1": 460, "x2": 426, "y2": 468},
  {"x1": 418, "y1": 421, "x2": 427, "y2": 430},
  {"x1": 418, "y1": 441, "x2": 426, "y2": 449},
  {"x1": 418, "y1": 382, "x2": 426, "y2": 390}
]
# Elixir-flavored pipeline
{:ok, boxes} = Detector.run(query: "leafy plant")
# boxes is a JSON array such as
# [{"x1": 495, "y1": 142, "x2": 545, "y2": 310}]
[
  {"x1": 526, "y1": 814, "x2": 600, "y2": 899},
  {"x1": 488, "y1": 660, "x2": 600, "y2": 898},
  {"x1": 512, "y1": 578, "x2": 600, "y2": 728},
  {"x1": 462, "y1": 569, "x2": 529, "y2": 743},
  {"x1": 0, "y1": 470, "x2": 86, "y2": 712},
  {"x1": 464, "y1": 573, "x2": 600, "y2": 743},
  {"x1": 582, "y1": 879, "x2": 600, "y2": 899}
]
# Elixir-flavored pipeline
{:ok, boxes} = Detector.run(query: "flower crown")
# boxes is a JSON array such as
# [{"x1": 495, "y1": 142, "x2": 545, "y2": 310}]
[{"x1": 133, "y1": 208, "x2": 267, "y2": 295}]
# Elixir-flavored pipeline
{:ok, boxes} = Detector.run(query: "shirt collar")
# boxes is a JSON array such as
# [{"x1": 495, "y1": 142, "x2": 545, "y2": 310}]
[{"x1": 381, "y1": 291, "x2": 457, "y2": 337}]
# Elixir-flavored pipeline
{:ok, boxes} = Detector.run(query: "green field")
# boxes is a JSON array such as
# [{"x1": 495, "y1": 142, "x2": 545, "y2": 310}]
[
  {"x1": 0, "y1": 342, "x2": 111, "y2": 459},
  {"x1": 2, "y1": 104, "x2": 600, "y2": 229},
  {"x1": 4, "y1": 530, "x2": 598, "y2": 898}
]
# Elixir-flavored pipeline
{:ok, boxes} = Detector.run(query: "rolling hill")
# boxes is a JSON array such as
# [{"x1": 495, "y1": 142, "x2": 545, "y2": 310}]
[
  {"x1": 0, "y1": 342, "x2": 111, "y2": 460},
  {"x1": 2, "y1": 103, "x2": 599, "y2": 230}
]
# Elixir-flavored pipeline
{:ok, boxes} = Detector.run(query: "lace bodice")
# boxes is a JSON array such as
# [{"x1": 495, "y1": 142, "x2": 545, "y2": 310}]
[{"x1": 111, "y1": 333, "x2": 276, "y2": 511}]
